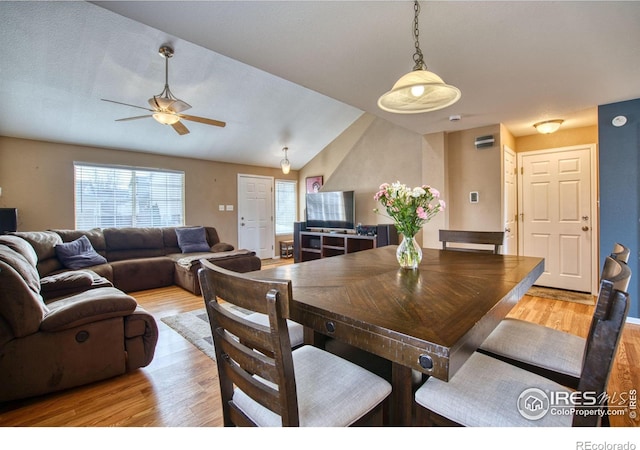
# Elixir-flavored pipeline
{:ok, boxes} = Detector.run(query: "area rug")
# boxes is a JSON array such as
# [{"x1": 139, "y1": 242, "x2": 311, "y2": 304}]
[
  {"x1": 161, "y1": 303, "x2": 250, "y2": 361},
  {"x1": 526, "y1": 285, "x2": 595, "y2": 305},
  {"x1": 161, "y1": 309, "x2": 216, "y2": 360}
]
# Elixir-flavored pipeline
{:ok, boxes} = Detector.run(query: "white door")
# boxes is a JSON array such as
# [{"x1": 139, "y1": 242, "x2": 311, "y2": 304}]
[
  {"x1": 503, "y1": 145, "x2": 517, "y2": 255},
  {"x1": 518, "y1": 145, "x2": 595, "y2": 292},
  {"x1": 238, "y1": 175, "x2": 274, "y2": 259}
]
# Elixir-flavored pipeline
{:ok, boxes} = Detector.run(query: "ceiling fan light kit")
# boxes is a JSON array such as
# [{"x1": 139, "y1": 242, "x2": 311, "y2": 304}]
[
  {"x1": 101, "y1": 45, "x2": 225, "y2": 135},
  {"x1": 533, "y1": 119, "x2": 564, "y2": 134},
  {"x1": 378, "y1": 1, "x2": 461, "y2": 114}
]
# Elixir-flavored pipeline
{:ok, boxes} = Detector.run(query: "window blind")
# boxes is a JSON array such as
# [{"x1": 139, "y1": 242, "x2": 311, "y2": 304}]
[
  {"x1": 275, "y1": 179, "x2": 297, "y2": 235},
  {"x1": 74, "y1": 162, "x2": 185, "y2": 230}
]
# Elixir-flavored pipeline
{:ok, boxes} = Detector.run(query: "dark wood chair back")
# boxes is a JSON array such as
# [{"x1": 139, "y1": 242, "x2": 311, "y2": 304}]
[
  {"x1": 574, "y1": 278, "x2": 630, "y2": 426},
  {"x1": 600, "y1": 255, "x2": 631, "y2": 292},
  {"x1": 198, "y1": 259, "x2": 299, "y2": 426},
  {"x1": 611, "y1": 242, "x2": 630, "y2": 264},
  {"x1": 439, "y1": 230, "x2": 505, "y2": 254}
]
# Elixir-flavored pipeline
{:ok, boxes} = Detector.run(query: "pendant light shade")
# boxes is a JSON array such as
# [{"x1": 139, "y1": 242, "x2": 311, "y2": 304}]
[
  {"x1": 378, "y1": 1, "x2": 461, "y2": 114},
  {"x1": 378, "y1": 69, "x2": 461, "y2": 114},
  {"x1": 280, "y1": 147, "x2": 291, "y2": 174}
]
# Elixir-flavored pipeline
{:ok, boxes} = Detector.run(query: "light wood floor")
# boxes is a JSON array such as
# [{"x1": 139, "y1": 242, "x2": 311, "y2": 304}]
[{"x1": 0, "y1": 259, "x2": 638, "y2": 427}]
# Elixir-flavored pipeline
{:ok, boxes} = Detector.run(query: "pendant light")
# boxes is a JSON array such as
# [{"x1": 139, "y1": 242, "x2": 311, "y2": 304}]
[
  {"x1": 280, "y1": 147, "x2": 291, "y2": 174},
  {"x1": 378, "y1": 1, "x2": 461, "y2": 114}
]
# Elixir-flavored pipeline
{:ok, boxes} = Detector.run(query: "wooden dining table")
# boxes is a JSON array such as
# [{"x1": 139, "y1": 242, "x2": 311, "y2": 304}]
[{"x1": 251, "y1": 245, "x2": 544, "y2": 425}]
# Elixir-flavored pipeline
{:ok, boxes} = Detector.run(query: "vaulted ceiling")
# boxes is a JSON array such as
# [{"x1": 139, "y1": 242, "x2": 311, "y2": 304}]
[{"x1": 2, "y1": 1, "x2": 639, "y2": 171}]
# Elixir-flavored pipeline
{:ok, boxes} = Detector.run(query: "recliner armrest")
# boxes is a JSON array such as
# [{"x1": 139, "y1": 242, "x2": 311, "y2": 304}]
[{"x1": 40, "y1": 287, "x2": 137, "y2": 332}]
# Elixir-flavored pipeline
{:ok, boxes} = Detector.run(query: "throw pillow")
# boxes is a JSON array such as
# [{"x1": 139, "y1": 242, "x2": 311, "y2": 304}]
[
  {"x1": 55, "y1": 235, "x2": 107, "y2": 270},
  {"x1": 176, "y1": 226, "x2": 211, "y2": 253}
]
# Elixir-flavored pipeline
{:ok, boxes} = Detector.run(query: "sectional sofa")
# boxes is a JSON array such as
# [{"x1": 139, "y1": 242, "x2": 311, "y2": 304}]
[
  {"x1": 0, "y1": 225, "x2": 261, "y2": 402},
  {"x1": 14, "y1": 226, "x2": 261, "y2": 295}
]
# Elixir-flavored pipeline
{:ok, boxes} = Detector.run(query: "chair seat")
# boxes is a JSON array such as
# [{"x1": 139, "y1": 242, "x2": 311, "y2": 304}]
[
  {"x1": 244, "y1": 312, "x2": 305, "y2": 348},
  {"x1": 233, "y1": 345, "x2": 392, "y2": 427},
  {"x1": 415, "y1": 352, "x2": 573, "y2": 427},
  {"x1": 479, "y1": 318, "x2": 585, "y2": 379}
]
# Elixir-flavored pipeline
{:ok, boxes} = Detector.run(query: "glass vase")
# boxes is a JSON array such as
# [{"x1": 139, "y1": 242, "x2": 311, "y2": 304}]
[{"x1": 396, "y1": 234, "x2": 422, "y2": 269}]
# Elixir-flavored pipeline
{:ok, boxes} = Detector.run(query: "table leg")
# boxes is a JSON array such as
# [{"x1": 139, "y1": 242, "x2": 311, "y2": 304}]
[{"x1": 390, "y1": 362, "x2": 413, "y2": 426}]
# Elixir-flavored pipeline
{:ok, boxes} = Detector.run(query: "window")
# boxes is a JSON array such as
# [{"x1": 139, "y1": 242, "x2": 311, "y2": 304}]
[
  {"x1": 74, "y1": 162, "x2": 185, "y2": 230},
  {"x1": 275, "y1": 179, "x2": 297, "y2": 235}
]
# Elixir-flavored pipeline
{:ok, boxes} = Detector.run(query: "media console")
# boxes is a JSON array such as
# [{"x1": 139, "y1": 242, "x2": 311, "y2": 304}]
[{"x1": 293, "y1": 222, "x2": 398, "y2": 263}]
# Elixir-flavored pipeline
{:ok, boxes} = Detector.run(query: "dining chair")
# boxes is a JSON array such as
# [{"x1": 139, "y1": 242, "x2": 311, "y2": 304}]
[
  {"x1": 414, "y1": 278, "x2": 630, "y2": 426},
  {"x1": 197, "y1": 259, "x2": 392, "y2": 427},
  {"x1": 611, "y1": 242, "x2": 630, "y2": 263},
  {"x1": 477, "y1": 255, "x2": 631, "y2": 389},
  {"x1": 439, "y1": 229, "x2": 505, "y2": 254}
]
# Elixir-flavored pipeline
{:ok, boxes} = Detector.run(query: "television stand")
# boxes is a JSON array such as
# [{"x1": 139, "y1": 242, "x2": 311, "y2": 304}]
[{"x1": 294, "y1": 222, "x2": 398, "y2": 262}]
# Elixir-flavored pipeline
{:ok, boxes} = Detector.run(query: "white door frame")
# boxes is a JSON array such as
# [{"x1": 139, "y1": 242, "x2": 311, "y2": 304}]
[
  {"x1": 237, "y1": 174, "x2": 274, "y2": 259},
  {"x1": 502, "y1": 145, "x2": 518, "y2": 255},
  {"x1": 517, "y1": 144, "x2": 599, "y2": 295}
]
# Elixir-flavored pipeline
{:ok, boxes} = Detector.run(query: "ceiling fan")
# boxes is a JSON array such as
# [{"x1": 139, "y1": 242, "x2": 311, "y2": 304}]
[{"x1": 101, "y1": 45, "x2": 226, "y2": 135}]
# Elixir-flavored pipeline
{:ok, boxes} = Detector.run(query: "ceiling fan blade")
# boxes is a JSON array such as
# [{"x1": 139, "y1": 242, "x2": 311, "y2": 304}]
[
  {"x1": 116, "y1": 115, "x2": 153, "y2": 122},
  {"x1": 180, "y1": 114, "x2": 226, "y2": 128},
  {"x1": 101, "y1": 98, "x2": 154, "y2": 112},
  {"x1": 172, "y1": 121, "x2": 190, "y2": 135}
]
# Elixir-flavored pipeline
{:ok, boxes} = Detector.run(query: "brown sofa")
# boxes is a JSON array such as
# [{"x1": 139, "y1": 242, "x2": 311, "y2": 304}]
[
  {"x1": 0, "y1": 226, "x2": 260, "y2": 402},
  {"x1": 12, "y1": 226, "x2": 261, "y2": 295},
  {"x1": 0, "y1": 234, "x2": 159, "y2": 402}
]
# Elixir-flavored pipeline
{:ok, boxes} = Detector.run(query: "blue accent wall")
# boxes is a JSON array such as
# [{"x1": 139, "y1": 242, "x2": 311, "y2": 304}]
[{"x1": 598, "y1": 98, "x2": 640, "y2": 318}]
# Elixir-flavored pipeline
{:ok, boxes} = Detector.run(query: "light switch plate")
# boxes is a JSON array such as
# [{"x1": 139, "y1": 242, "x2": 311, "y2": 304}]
[
  {"x1": 470, "y1": 191, "x2": 479, "y2": 203},
  {"x1": 226, "y1": 205, "x2": 234, "y2": 211},
  {"x1": 218, "y1": 204, "x2": 225, "y2": 211}
]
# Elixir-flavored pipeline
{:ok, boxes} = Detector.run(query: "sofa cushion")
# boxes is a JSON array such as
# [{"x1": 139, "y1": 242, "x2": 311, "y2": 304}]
[
  {"x1": 176, "y1": 226, "x2": 211, "y2": 253},
  {"x1": 211, "y1": 242, "x2": 234, "y2": 252},
  {"x1": 0, "y1": 245, "x2": 41, "y2": 296},
  {"x1": 110, "y1": 257, "x2": 175, "y2": 293},
  {"x1": 0, "y1": 254, "x2": 48, "y2": 341},
  {"x1": 41, "y1": 287, "x2": 137, "y2": 332},
  {"x1": 11, "y1": 231, "x2": 64, "y2": 276},
  {"x1": 40, "y1": 270, "x2": 113, "y2": 301},
  {"x1": 55, "y1": 235, "x2": 108, "y2": 270},
  {"x1": 0, "y1": 235, "x2": 38, "y2": 267},
  {"x1": 103, "y1": 227, "x2": 165, "y2": 261}
]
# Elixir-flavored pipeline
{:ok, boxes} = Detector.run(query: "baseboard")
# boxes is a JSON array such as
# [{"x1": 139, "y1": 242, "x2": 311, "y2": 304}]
[{"x1": 626, "y1": 316, "x2": 640, "y2": 325}]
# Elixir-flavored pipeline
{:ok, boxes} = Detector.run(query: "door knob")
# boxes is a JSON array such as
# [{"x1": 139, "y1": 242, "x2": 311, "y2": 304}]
[{"x1": 582, "y1": 226, "x2": 589, "y2": 231}]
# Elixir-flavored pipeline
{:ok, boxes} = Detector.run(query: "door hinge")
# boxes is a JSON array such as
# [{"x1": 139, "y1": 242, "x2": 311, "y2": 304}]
[{"x1": 520, "y1": 167, "x2": 524, "y2": 175}]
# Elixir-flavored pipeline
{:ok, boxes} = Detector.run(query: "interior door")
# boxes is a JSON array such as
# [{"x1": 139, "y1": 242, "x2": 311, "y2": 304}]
[
  {"x1": 518, "y1": 145, "x2": 594, "y2": 292},
  {"x1": 502, "y1": 145, "x2": 517, "y2": 255},
  {"x1": 238, "y1": 175, "x2": 274, "y2": 259}
]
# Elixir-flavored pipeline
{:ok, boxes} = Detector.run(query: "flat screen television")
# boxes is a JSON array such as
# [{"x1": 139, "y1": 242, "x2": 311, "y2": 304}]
[{"x1": 305, "y1": 190, "x2": 355, "y2": 231}]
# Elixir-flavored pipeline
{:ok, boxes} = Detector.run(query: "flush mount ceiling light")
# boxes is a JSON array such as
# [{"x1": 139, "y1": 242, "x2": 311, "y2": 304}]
[
  {"x1": 533, "y1": 119, "x2": 564, "y2": 134},
  {"x1": 378, "y1": 1, "x2": 461, "y2": 114},
  {"x1": 280, "y1": 147, "x2": 291, "y2": 174}
]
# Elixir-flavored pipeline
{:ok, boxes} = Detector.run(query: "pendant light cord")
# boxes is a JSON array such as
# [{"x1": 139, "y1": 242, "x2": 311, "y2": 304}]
[{"x1": 412, "y1": 1, "x2": 426, "y2": 71}]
